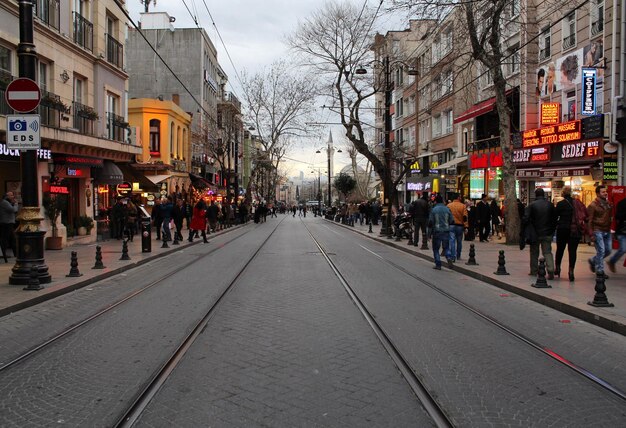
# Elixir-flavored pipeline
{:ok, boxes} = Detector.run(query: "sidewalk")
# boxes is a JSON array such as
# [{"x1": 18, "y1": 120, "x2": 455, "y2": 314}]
[
  {"x1": 333, "y1": 218, "x2": 626, "y2": 336},
  {"x1": 0, "y1": 226, "x2": 242, "y2": 318}
]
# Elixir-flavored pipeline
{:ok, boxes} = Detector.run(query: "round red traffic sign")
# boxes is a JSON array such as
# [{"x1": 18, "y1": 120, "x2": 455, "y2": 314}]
[{"x1": 5, "y1": 78, "x2": 41, "y2": 113}]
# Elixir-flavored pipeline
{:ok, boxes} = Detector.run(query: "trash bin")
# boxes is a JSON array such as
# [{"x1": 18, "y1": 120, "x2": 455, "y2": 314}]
[{"x1": 138, "y1": 205, "x2": 151, "y2": 253}]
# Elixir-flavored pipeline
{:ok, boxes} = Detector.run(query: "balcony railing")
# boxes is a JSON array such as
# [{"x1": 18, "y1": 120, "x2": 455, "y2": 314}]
[
  {"x1": 562, "y1": 34, "x2": 576, "y2": 50},
  {"x1": 39, "y1": 90, "x2": 66, "y2": 127},
  {"x1": 539, "y1": 47, "x2": 550, "y2": 62},
  {"x1": 106, "y1": 33, "x2": 123, "y2": 68},
  {"x1": 73, "y1": 12, "x2": 93, "y2": 52},
  {"x1": 0, "y1": 71, "x2": 15, "y2": 114},
  {"x1": 591, "y1": 18, "x2": 604, "y2": 36},
  {"x1": 73, "y1": 101, "x2": 97, "y2": 136},
  {"x1": 34, "y1": 0, "x2": 60, "y2": 29},
  {"x1": 221, "y1": 91, "x2": 241, "y2": 111},
  {"x1": 106, "y1": 112, "x2": 129, "y2": 142}
]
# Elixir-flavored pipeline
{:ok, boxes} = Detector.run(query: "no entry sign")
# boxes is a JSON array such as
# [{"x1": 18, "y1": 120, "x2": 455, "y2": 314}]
[{"x1": 5, "y1": 78, "x2": 41, "y2": 113}]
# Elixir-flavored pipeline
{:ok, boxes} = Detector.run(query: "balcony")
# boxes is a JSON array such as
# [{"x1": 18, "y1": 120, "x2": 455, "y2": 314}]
[
  {"x1": 106, "y1": 112, "x2": 129, "y2": 143},
  {"x1": 562, "y1": 34, "x2": 576, "y2": 50},
  {"x1": 106, "y1": 33, "x2": 123, "y2": 69},
  {"x1": 591, "y1": 18, "x2": 604, "y2": 36},
  {"x1": 34, "y1": 0, "x2": 60, "y2": 29},
  {"x1": 73, "y1": 12, "x2": 93, "y2": 52},
  {"x1": 73, "y1": 101, "x2": 98, "y2": 136},
  {"x1": 220, "y1": 91, "x2": 241, "y2": 111}
]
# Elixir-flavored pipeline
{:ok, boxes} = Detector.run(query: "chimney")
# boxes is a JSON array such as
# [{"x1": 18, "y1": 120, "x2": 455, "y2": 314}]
[{"x1": 172, "y1": 94, "x2": 180, "y2": 106}]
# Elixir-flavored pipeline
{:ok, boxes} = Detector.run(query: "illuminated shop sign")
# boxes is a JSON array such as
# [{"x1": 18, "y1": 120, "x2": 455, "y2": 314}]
[
  {"x1": 581, "y1": 68, "x2": 596, "y2": 116},
  {"x1": 540, "y1": 103, "x2": 561, "y2": 125},
  {"x1": 470, "y1": 151, "x2": 503, "y2": 169},
  {"x1": 522, "y1": 120, "x2": 581, "y2": 147},
  {"x1": 552, "y1": 140, "x2": 600, "y2": 162},
  {"x1": 0, "y1": 143, "x2": 51, "y2": 159},
  {"x1": 469, "y1": 169, "x2": 485, "y2": 199},
  {"x1": 50, "y1": 185, "x2": 69, "y2": 194},
  {"x1": 67, "y1": 168, "x2": 85, "y2": 177},
  {"x1": 53, "y1": 155, "x2": 103, "y2": 167},
  {"x1": 116, "y1": 182, "x2": 132, "y2": 196}
]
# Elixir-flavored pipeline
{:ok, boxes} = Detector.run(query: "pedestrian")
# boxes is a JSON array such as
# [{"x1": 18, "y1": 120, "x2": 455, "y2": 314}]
[
  {"x1": 0, "y1": 191, "x2": 18, "y2": 257},
  {"x1": 490, "y1": 198, "x2": 502, "y2": 239},
  {"x1": 151, "y1": 197, "x2": 163, "y2": 240},
  {"x1": 476, "y1": 194, "x2": 491, "y2": 242},
  {"x1": 554, "y1": 186, "x2": 588, "y2": 281},
  {"x1": 587, "y1": 185, "x2": 613, "y2": 275},
  {"x1": 447, "y1": 193, "x2": 468, "y2": 261},
  {"x1": 607, "y1": 196, "x2": 626, "y2": 273},
  {"x1": 409, "y1": 193, "x2": 430, "y2": 248},
  {"x1": 125, "y1": 199, "x2": 138, "y2": 241},
  {"x1": 523, "y1": 188, "x2": 556, "y2": 279},
  {"x1": 465, "y1": 200, "x2": 476, "y2": 241},
  {"x1": 189, "y1": 199, "x2": 208, "y2": 243},
  {"x1": 172, "y1": 198, "x2": 185, "y2": 241},
  {"x1": 428, "y1": 194, "x2": 454, "y2": 270},
  {"x1": 160, "y1": 196, "x2": 174, "y2": 242},
  {"x1": 206, "y1": 200, "x2": 219, "y2": 232},
  {"x1": 111, "y1": 196, "x2": 126, "y2": 240}
]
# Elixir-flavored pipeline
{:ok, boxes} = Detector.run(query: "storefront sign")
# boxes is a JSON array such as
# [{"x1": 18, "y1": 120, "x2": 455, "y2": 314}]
[
  {"x1": 515, "y1": 169, "x2": 542, "y2": 178},
  {"x1": 542, "y1": 167, "x2": 590, "y2": 178},
  {"x1": 53, "y1": 155, "x2": 103, "y2": 168},
  {"x1": 581, "y1": 114, "x2": 604, "y2": 139},
  {"x1": 116, "y1": 182, "x2": 132, "y2": 196},
  {"x1": 552, "y1": 140, "x2": 600, "y2": 162},
  {"x1": 0, "y1": 142, "x2": 51, "y2": 160},
  {"x1": 469, "y1": 169, "x2": 485, "y2": 199},
  {"x1": 470, "y1": 151, "x2": 503, "y2": 169},
  {"x1": 50, "y1": 185, "x2": 69, "y2": 194},
  {"x1": 67, "y1": 168, "x2": 85, "y2": 177},
  {"x1": 522, "y1": 120, "x2": 581, "y2": 147},
  {"x1": 541, "y1": 103, "x2": 561, "y2": 125},
  {"x1": 603, "y1": 156, "x2": 618, "y2": 181},
  {"x1": 581, "y1": 68, "x2": 597, "y2": 115}
]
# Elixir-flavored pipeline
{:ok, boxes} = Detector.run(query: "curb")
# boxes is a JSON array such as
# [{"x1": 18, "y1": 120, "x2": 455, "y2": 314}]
[
  {"x1": 0, "y1": 225, "x2": 245, "y2": 318},
  {"x1": 329, "y1": 219, "x2": 626, "y2": 337}
]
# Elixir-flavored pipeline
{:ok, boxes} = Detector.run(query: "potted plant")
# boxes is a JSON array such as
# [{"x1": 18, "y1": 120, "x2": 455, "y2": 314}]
[
  {"x1": 76, "y1": 215, "x2": 94, "y2": 236},
  {"x1": 80, "y1": 106, "x2": 99, "y2": 121},
  {"x1": 43, "y1": 194, "x2": 63, "y2": 249}
]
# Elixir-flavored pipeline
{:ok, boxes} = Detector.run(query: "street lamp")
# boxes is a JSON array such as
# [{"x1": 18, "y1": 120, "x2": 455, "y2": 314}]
[
  {"x1": 316, "y1": 146, "x2": 342, "y2": 214},
  {"x1": 355, "y1": 56, "x2": 417, "y2": 236},
  {"x1": 310, "y1": 168, "x2": 326, "y2": 217}
]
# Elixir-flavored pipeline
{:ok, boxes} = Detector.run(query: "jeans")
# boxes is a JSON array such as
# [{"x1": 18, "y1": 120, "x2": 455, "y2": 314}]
[
  {"x1": 529, "y1": 236, "x2": 554, "y2": 274},
  {"x1": 432, "y1": 231, "x2": 450, "y2": 267},
  {"x1": 449, "y1": 225, "x2": 464, "y2": 260},
  {"x1": 592, "y1": 231, "x2": 612, "y2": 272},
  {"x1": 609, "y1": 234, "x2": 626, "y2": 265}
]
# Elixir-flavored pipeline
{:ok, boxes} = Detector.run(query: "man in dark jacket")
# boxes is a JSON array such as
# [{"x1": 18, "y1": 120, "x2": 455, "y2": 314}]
[
  {"x1": 607, "y1": 196, "x2": 626, "y2": 273},
  {"x1": 409, "y1": 193, "x2": 430, "y2": 249},
  {"x1": 587, "y1": 185, "x2": 613, "y2": 274},
  {"x1": 523, "y1": 188, "x2": 556, "y2": 278},
  {"x1": 476, "y1": 194, "x2": 491, "y2": 242}
]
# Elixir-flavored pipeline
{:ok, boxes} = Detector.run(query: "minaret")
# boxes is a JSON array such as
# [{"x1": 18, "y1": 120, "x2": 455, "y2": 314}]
[{"x1": 327, "y1": 130, "x2": 334, "y2": 180}]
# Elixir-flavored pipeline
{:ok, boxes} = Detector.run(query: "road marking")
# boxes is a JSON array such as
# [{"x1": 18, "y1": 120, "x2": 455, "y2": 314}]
[{"x1": 359, "y1": 244, "x2": 383, "y2": 259}]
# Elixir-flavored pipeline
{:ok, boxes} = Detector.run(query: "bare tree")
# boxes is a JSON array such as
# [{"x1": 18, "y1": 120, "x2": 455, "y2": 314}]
[
  {"x1": 242, "y1": 60, "x2": 318, "y2": 204},
  {"x1": 346, "y1": 145, "x2": 375, "y2": 201}
]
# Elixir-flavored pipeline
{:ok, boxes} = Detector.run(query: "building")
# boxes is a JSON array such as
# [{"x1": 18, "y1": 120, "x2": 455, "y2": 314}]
[{"x1": 0, "y1": 0, "x2": 139, "y2": 247}]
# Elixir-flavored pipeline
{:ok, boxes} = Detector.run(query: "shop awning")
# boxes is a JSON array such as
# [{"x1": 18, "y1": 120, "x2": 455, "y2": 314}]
[
  {"x1": 189, "y1": 172, "x2": 215, "y2": 190},
  {"x1": 454, "y1": 98, "x2": 496, "y2": 124},
  {"x1": 92, "y1": 160, "x2": 124, "y2": 184},
  {"x1": 146, "y1": 174, "x2": 172, "y2": 184},
  {"x1": 437, "y1": 156, "x2": 467, "y2": 170},
  {"x1": 117, "y1": 164, "x2": 159, "y2": 191}
]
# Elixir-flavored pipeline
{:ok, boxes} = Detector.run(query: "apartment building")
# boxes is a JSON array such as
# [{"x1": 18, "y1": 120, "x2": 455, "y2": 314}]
[{"x1": 0, "y1": 0, "x2": 140, "y2": 246}]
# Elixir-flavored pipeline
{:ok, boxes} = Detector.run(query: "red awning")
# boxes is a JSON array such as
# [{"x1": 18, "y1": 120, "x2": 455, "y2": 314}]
[{"x1": 454, "y1": 96, "x2": 497, "y2": 124}]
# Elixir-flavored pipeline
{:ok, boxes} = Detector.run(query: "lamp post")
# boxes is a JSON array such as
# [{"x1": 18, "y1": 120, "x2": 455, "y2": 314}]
[
  {"x1": 311, "y1": 168, "x2": 324, "y2": 216},
  {"x1": 356, "y1": 56, "x2": 417, "y2": 236},
  {"x1": 10, "y1": 1, "x2": 50, "y2": 286},
  {"x1": 316, "y1": 144, "x2": 341, "y2": 215}
]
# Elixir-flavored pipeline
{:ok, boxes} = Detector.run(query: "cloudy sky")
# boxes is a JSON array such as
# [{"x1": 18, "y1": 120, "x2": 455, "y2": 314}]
[{"x1": 126, "y1": 1, "x2": 409, "y2": 178}]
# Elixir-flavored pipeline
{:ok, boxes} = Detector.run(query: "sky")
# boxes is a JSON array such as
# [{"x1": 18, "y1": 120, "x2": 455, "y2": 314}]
[{"x1": 126, "y1": 1, "x2": 410, "y2": 180}]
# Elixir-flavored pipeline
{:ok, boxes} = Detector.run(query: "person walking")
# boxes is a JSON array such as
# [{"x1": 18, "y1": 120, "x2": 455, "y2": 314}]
[
  {"x1": 172, "y1": 198, "x2": 185, "y2": 241},
  {"x1": 189, "y1": 199, "x2": 208, "y2": 243},
  {"x1": 554, "y1": 186, "x2": 588, "y2": 281},
  {"x1": 476, "y1": 194, "x2": 491, "y2": 242},
  {"x1": 428, "y1": 194, "x2": 454, "y2": 270},
  {"x1": 490, "y1": 198, "x2": 502, "y2": 239},
  {"x1": 0, "y1": 191, "x2": 18, "y2": 258},
  {"x1": 523, "y1": 188, "x2": 556, "y2": 279},
  {"x1": 160, "y1": 196, "x2": 174, "y2": 242},
  {"x1": 607, "y1": 196, "x2": 626, "y2": 273},
  {"x1": 587, "y1": 185, "x2": 613, "y2": 275},
  {"x1": 447, "y1": 193, "x2": 468, "y2": 261},
  {"x1": 206, "y1": 200, "x2": 219, "y2": 233},
  {"x1": 410, "y1": 193, "x2": 430, "y2": 249},
  {"x1": 151, "y1": 198, "x2": 163, "y2": 241}
]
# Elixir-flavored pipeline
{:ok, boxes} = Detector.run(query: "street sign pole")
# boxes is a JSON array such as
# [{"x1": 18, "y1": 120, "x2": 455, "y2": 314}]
[{"x1": 10, "y1": 0, "x2": 50, "y2": 286}]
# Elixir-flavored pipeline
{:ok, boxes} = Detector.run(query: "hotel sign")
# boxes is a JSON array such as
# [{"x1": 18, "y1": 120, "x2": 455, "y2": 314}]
[{"x1": 522, "y1": 120, "x2": 581, "y2": 147}]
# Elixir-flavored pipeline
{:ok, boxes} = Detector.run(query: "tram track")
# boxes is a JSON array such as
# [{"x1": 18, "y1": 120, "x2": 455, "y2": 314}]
[
  {"x1": 315, "y1": 220, "x2": 626, "y2": 406},
  {"x1": 0, "y1": 226, "x2": 252, "y2": 373}
]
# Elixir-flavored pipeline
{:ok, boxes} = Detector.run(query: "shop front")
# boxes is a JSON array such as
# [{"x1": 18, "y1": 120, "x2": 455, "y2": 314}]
[{"x1": 468, "y1": 149, "x2": 504, "y2": 201}]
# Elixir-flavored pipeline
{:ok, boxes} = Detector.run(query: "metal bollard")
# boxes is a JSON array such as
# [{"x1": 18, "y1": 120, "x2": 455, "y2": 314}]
[
  {"x1": 531, "y1": 257, "x2": 551, "y2": 288},
  {"x1": 466, "y1": 244, "x2": 479, "y2": 265},
  {"x1": 588, "y1": 271, "x2": 615, "y2": 307},
  {"x1": 24, "y1": 265, "x2": 43, "y2": 291},
  {"x1": 92, "y1": 245, "x2": 105, "y2": 269},
  {"x1": 120, "y1": 239, "x2": 131, "y2": 260},
  {"x1": 66, "y1": 251, "x2": 83, "y2": 277},
  {"x1": 494, "y1": 250, "x2": 510, "y2": 275}
]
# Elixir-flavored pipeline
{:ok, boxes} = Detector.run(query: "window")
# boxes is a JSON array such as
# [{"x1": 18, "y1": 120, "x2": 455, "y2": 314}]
[
  {"x1": 418, "y1": 52, "x2": 429, "y2": 76},
  {"x1": 479, "y1": 63, "x2": 493, "y2": 89},
  {"x1": 149, "y1": 119, "x2": 161, "y2": 154},
  {"x1": 395, "y1": 97, "x2": 403, "y2": 117},
  {"x1": 443, "y1": 110, "x2": 453, "y2": 134},
  {"x1": 443, "y1": 70, "x2": 453, "y2": 95},
  {"x1": 463, "y1": 129, "x2": 469, "y2": 154},
  {"x1": 408, "y1": 125, "x2": 416, "y2": 147},
  {"x1": 38, "y1": 62, "x2": 48, "y2": 93},
  {"x1": 509, "y1": 0, "x2": 520, "y2": 17},
  {"x1": 395, "y1": 128, "x2": 404, "y2": 145},
  {"x1": 395, "y1": 66, "x2": 404, "y2": 86},
  {"x1": 507, "y1": 43, "x2": 520, "y2": 75},
  {"x1": 432, "y1": 75, "x2": 441, "y2": 100},
  {"x1": 418, "y1": 85, "x2": 429, "y2": 110},
  {"x1": 591, "y1": 0, "x2": 604, "y2": 36},
  {"x1": 73, "y1": 76, "x2": 84, "y2": 104},
  {"x1": 539, "y1": 28, "x2": 551, "y2": 62},
  {"x1": 432, "y1": 114, "x2": 442, "y2": 138},
  {"x1": 170, "y1": 122, "x2": 175, "y2": 155},
  {"x1": 419, "y1": 119, "x2": 430, "y2": 147},
  {"x1": 562, "y1": 12, "x2": 576, "y2": 50},
  {"x1": 0, "y1": 45, "x2": 12, "y2": 85},
  {"x1": 35, "y1": 0, "x2": 60, "y2": 29},
  {"x1": 406, "y1": 95, "x2": 414, "y2": 116}
]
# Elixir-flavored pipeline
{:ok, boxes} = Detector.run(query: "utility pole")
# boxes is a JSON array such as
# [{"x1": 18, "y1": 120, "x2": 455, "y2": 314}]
[
  {"x1": 382, "y1": 56, "x2": 393, "y2": 236},
  {"x1": 10, "y1": 1, "x2": 50, "y2": 286}
]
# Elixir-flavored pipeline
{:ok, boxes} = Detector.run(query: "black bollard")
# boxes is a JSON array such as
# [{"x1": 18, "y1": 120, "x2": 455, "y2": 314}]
[
  {"x1": 120, "y1": 239, "x2": 131, "y2": 260},
  {"x1": 92, "y1": 245, "x2": 105, "y2": 269},
  {"x1": 588, "y1": 271, "x2": 615, "y2": 307},
  {"x1": 494, "y1": 250, "x2": 510, "y2": 275},
  {"x1": 531, "y1": 257, "x2": 551, "y2": 288},
  {"x1": 466, "y1": 244, "x2": 479, "y2": 265},
  {"x1": 161, "y1": 237, "x2": 169, "y2": 249},
  {"x1": 368, "y1": 222, "x2": 373, "y2": 233},
  {"x1": 66, "y1": 251, "x2": 83, "y2": 277},
  {"x1": 395, "y1": 227, "x2": 402, "y2": 241},
  {"x1": 24, "y1": 265, "x2": 43, "y2": 291}
]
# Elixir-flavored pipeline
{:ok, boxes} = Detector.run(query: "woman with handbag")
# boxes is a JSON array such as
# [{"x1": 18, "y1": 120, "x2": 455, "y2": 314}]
[{"x1": 554, "y1": 186, "x2": 588, "y2": 281}]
